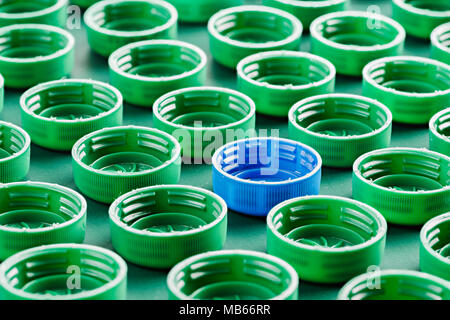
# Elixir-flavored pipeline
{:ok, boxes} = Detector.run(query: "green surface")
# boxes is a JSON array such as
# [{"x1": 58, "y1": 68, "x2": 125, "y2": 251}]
[{"x1": 0, "y1": 0, "x2": 435, "y2": 300}]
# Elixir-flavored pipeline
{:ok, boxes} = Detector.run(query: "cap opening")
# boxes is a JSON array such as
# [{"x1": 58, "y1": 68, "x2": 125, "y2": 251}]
[
  {"x1": 73, "y1": 128, "x2": 179, "y2": 174},
  {"x1": 0, "y1": 246, "x2": 123, "y2": 298},
  {"x1": 356, "y1": 149, "x2": 448, "y2": 192},
  {"x1": 89, "y1": 0, "x2": 173, "y2": 32},
  {"x1": 113, "y1": 42, "x2": 203, "y2": 79},
  {"x1": 156, "y1": 89, "x2": 252, "y2": 128},
  {"x1": 0, "y1": 26, "x2": 70, "y2": 60},
  {"x1": 291, "y1": 95, "x2": 389, "y2": 138},
  {"x1": 365, "y1": 58, "x2": 450, "y2": 94},
  {"x1": 313, "y1": 14, "x2": 399, "y2": 47},
  {"x1": 169, "y1": 252, "x2": 296, "y2": 300},
  {"x1": 269, "y1": 197, "x2": 383, "y2": 249},
  {"x1": 111, "y1": 186, "x2": 225, "y2": 234},
  {"x1": 215, "y1": 138, "x2": 320, "y2": 183},
  {"x1": 0, "y1": 183, "x2": 84, "y2": 231},
  {"x1": 22, "y1": 81, "x2": 121, "y2": 121},
  {"x1": 212, "y1": 8, "x2": 298, "y2": 45},
  {"x1": 0, "y1": 0, "x2": 58, "y2": 14},
  {"x1": 240, "y1": 53, "x2": 332, "y2": 88},
  {"x1": 0, "y1": 123, "x2": 28, "y2": 160}
]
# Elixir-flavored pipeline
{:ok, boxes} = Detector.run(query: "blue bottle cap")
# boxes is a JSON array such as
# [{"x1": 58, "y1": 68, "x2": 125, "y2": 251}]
[{"x1": 212, "y1": 137, "x2": 322, "y2": 216}]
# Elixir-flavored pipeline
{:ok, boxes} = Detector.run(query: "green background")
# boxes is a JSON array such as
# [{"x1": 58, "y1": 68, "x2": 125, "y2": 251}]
[{"x1": 0, "y1": 0, "x2": 434, "y2": 299}]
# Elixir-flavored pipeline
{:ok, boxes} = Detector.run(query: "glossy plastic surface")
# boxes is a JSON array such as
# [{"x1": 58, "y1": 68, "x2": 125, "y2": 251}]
[
  {"x1": 72, "y1": 126, "x2": 182, "y2": 204},
  {"x1": 237, "y1": 51, "x2": 335, "y2": 117},
  {"x1": 289, "y1": 94, "x2": 392, "y2": 167},
  {"x1": 21, "y1": 79, "x2": 123, "y2": 151},
  {"x1": 110, "y1": 185, "x2": 227, "y2": 268},
  {"x1": 0, "y1": 244, "x2": 127, "y2": 300},
  {"x1": 208, "y1": 5, "x2": 302, "y2": 68},
  {"x1": 84, "y1": 0, "x2": 178, "y2": 57},
  {"x1": 0, "y1": 182, "x2": 86, "y2": 260},
  {"x1": 167, "y1": 250, "x2": 298, "y2": 300},
  {"x1": 353, "y1": 147, "x2": 450, "y2": 225},
  {"x1": 212, "y1": 137, "x2": 322, "y2": 216},
  {"x1": 267, "y1": 195, "x2": 387, "y2": 283}
]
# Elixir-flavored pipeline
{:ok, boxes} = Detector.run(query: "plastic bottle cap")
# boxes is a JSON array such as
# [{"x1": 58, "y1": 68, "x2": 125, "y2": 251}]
[
  {"x1": 392, "y1": 0, "x2": 450, "y2": 39},
  {"x1": 429, "y1": 108, "x2": 450, "y2": 156},
  {"x1": 262, "y1": 0, "x2": 348, "y2": 28},
  {"x1": 310, "y1": 11, "x2": 405, "y2": 76},
  {"x1": 84, "y1": 0, "x2": 178, "y2": 57},
  {"x1": 153, "y1": 86, "x2": 256, "y2": 160},
  {"x1": 167, "y1": 250, "x2": 299, "y2": 300},
  {"x1": 352, "y1": 147, "x2": 450, "y2": 226},
  {"x1": 288, "y1": 93, "x2": 392, "y2": 168},
  {"x1": 338, "y1": 270, "x2": 450, "y2": 300},
  {"x1": 362, "y1": 56, "x2": 450, "y2": 124},
  {"x1": 431, "y1": 22, "x2": 450, "y2": 65},
  {"x1": 20, "y1": 79, "x2": 123, "y2": 151},
  {"x1": 237, "y1": 51, "x2": 335, "y2": 117},
  {"x1": 167, "y1": 0, "x2": 242, "y2": 23},
  {"x1": 109, "y1": 185, "x2": 227, "y2": 269},
  {"x1": 0, "y1": 121, "x2": 30, "y2": 183},
  {"x1": 420, "y1": 212, "x2": 450, "y2": 281},
  {"x1": 212, "y1": 137, "x2": 322, "y2": 216},
  {"x1": 109, "y1": 40, "x2": 207, "y2": 108},
  {"x1": 0, "y1": 244, "x2": 127, "y2": 300},
  {"x1": 72, "y1": 125, "x2": 182, "y2": 204},
  {"x1": 0, "y1": 182, "x2": 87, "y2": 261},
  {"x1": 0, "y1": 24, "x2": 74, "y2": 89},
  {"x1": 208, "y1": 5, "x2": 302, "y2": 69},
  {"x1": 267, "y1": 195, "x2": 387, "y2": 284},
  {"x1": 0, "y1": 0, "x2": 68, "y2": 27}
]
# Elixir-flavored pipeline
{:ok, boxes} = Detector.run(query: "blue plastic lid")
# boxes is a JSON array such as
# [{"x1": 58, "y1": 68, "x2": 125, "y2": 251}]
[{"x1": 212, "y1": 137, "x2": 322, "y2": 216}]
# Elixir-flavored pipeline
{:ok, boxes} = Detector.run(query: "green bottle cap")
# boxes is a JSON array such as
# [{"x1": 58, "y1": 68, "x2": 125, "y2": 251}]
[
  {"x1": 288, "y1": 93, "x2": 392, "y2": 168},
  {"x1": 267, "y1": 195, "x2": 387, "y2": 284},
  {"x1": 429, "y1": 107, "x2": 450, "y2": 156},
  {"x1": 338, "y1": 270, "x2": 450, "y2": 300},
  {"x1": 0, "y1": 24, "x2": 74, "y2": 89},
  {"x1": 0, "y1": 121, "x2": 30, "y2": 183},
  {"x1": 420, "y1": 212, "x2": 450, "y2": 281},
  {"x1": 363, "y1": 56, "x2": 450, "y2": 124},
  {"x1": 262, "y1": 0, "x2": 348, "y2": 29},
  {"x1": 109, "y1": 185, "x2": 227, "y2": 269},
  {"x1": 208, "y1": 5, "x2": 302, "y2": 69},
  {"x1": 237, "y1": 51, "x2": 335, "y2": 117},
  {"x1": 153, "y1": 86, "x2": 256, "y2": 160},
  {"x1": 0, "y1": 244, "x2": 127, "y2": 300},
  {"x1": 167, "y1": 250, "x2": 299, "y2": 300},
  {"x1": 72, "y1": 125, "x2": 182, "y2": 204},
  {"x1": 0, "y1": 0, "x2": 68, "y2": 27},
  {"x1": 167, "y1": 0, "x2": 242, "y2": 23},
  {"x1": 310, "y1": 11, "x2": 405, "y2": 76},
  {"x1": 20, "y1": 79, "x2": 123, "y2": 152},
  {"x1": 431, "y1": 22, "x2": 450, "y2": 65},
  {"x1": 353, "y1": 147, "x2": 450, "y2": 226},
  {"x1": 84, "y1": 0, "x2": 178, "y2": 57},
  {"x1": 392, "y1": 0, "x2": 450, "y2": 39},
  {"x1": 109, "y1": 40, "x2": 207, "y2": 108},
  {"x1": 0, "y1": 181, "x2": 86, "y2": 261}
]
